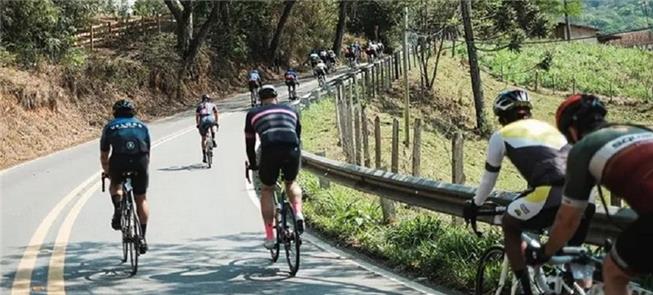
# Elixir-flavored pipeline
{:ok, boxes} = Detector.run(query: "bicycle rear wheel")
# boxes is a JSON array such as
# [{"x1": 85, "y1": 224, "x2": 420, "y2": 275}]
[
  {"x1": 476, "y1": 246, "x2": 510, "y2": 295},
  {"x1": 282, "y1": 200, "x2": 301, "y2": 276},
  {"x1": 126, "y1": 197, "x2": 140, "y2": 276}
]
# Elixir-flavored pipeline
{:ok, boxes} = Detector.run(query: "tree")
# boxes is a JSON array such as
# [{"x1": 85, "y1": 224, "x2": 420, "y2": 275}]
[
  {"x1": 268, "y1": 0, "x2": 297, "y2": 62},
  {"x1": 461, "y1": 0, "x2": 488, "y2": 132},
  {"x1": 332, "y1": 0, "x2": 348, "y2": 56},
  {"x1": 164, "y1": 0, "x2": 221, "y2": 75},
  {"x1": 133, "y1": 0, "x2": 166, "y2": 17}
]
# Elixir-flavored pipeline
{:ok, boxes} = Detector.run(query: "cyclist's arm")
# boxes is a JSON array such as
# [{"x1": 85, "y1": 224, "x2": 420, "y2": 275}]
[
  {"x1": 544, "y1": 203, "x2": 584, "y2": 257},
  {"x1": 244, "y1": 113, "x2": 257, "y2": 167},
  {"x1": 100, "y1": 126, "x2": 110, "y2": 173},
  {"x1": 472, "y1": 132, "x2": 505, "y2": 206},
  {"x1": 213, "y1": 107, "x2": 219, "y2": 125},
  {"x1": 144, "y1": 126, "x2": 151, "y2": 156}
]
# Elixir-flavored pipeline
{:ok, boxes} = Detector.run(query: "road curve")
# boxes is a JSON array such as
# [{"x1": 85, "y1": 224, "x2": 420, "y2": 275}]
[{"x1": 1, "y1": 71, "x2": 446, "y2": 295}]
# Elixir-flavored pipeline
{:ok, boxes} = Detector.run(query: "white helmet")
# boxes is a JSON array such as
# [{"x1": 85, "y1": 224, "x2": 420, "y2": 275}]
[{"x1": 493, "y1": 89, "x2": 532, "y2": 118}]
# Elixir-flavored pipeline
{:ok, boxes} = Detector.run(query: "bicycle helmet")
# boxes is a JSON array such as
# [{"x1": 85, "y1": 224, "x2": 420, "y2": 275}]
[
  {"x1": 201, "y1": 94, "x2": 211, "y2": 102},
  {"x1": 112, "y1": 99, "x2": 135, "y2": 118},
  {"x1": 555, "y1": 94, "x2": 607, "y2": 142},
  {"x1": 493, "y1": 89, "x2": 532, "y2": 123},
  {"x1": 258, "y1": 85, "x2": 278, "y2": 100}
]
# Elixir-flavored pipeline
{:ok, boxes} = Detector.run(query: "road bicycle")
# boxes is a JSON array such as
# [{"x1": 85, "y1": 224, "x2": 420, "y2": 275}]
[
  {"x1": 245, "y1": 162, "x2": 302, "y2": 276},
  {"x1": 250, "y1": 86, "x2": 260, "y2": 107},
  {"x1": 203, "y1": 124, "x2": 218, "y2": 168},
  {"x1": 467, "y1": 203, "x2": 652, "y2": 295},
  {"x1": 102, "y1": 172, "x2": 142, "y2": 276},
  {"x1": 316, "y1": 71, "x2": 326, "y2": 88}
]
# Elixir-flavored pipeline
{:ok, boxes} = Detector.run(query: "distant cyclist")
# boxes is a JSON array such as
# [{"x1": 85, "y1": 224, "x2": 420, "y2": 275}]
[
  {"x1": 526, "y1": 94, "x2": 653, "y2": 295},
  {"x1": 284, "y1": 68, "x2": 299, "y2": 100},
  {"x1": 100, "y1": 99, "x2": 150, "y2": 254},
  {"x1": 196, "y1": 94, "x2": 219, "y2": 163},
  {"x1": 309, "y1": 52, "x2": 321, "y2": 68},
  {"x1": 313, "y1": 61, "x2": 327, "y2": 80},
  {"x1": 247, "y1": 69, "x2": 262, "y2": 94},
  {"x1": 463, "y1": 90, "x2": 594, "y2": 295},
  {"x1": 245, "y1": 85, "x2": 304, "y2": 249}
]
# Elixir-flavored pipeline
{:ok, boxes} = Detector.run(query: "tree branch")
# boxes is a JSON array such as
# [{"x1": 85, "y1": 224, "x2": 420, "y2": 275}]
[{"x1": 164, "y1": 0, "x2": 182, "y2": 21}]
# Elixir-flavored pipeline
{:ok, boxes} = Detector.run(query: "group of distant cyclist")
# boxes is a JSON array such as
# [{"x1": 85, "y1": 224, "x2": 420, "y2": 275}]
[{"x1": 98, "y1": 43, "x2": 650, "y2": 294}]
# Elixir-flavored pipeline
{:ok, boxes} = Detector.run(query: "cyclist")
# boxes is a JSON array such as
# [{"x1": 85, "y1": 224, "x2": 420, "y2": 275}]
[
  {"x1": 327, "y1": 49, "x2": 337, "y2": 65},
  {"x1": 463, "y1": 90, "x2": 594, "y2": 295},
  {"x1": 526, "y1": 94, "x2": 653, "y2": 295},
  {"x1": 309, "y1": 52, "x2": 321, "y2": 68},
  {"x1": 284, "y1": 68, "x2": 299, "y2": 100},
  {"x1": 313, "y1": 61, "x2": 327, "y2": 82},
  {"x1": 196, "y1": 94, "x2": 220, "y2": 163},
  {"x1": 100, "y1": 99, "x2": 150, "y2": 254},
  {"x1": 244, "y1": 85, "x2": 304, "y2": 249},
  {"x1": 247, "y1": 69, "x2": 262, "y2": 95}
]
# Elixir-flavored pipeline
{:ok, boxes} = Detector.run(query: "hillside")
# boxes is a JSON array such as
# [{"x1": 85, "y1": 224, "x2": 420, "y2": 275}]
[{"x1": 576, "y1": 0, "x2": 653, "y2": 33}]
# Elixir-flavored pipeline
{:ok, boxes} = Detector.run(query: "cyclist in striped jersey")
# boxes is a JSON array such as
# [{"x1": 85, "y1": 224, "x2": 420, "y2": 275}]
[{"x1": 245, "y1": 85, "x2": 304, "y2": 249}]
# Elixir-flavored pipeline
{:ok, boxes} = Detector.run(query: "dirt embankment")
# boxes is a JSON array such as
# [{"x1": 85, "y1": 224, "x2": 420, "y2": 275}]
[{"x1": 0, "y1": 47, "x2": 280, "y2": 169}]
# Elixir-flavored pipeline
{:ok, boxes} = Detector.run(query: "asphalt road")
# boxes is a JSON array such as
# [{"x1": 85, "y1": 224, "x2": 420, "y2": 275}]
[{"x1": 0, "y1": 71, "x2": 445, "y2": 295}]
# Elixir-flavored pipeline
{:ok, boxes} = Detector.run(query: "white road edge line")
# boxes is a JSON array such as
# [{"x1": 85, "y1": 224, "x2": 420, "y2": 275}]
[
  {"x1": 10, "y1": 126, "x2": 195, "y2": 295},
  {"x1": 243, "y1": 176, "x2": 446, "y2": 295}
]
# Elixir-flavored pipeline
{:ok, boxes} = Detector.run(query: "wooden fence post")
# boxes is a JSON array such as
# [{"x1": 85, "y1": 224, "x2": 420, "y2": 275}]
[
  {"x1": 90, "y1": 25, "x2": 94, "y2": 51},
  {"x1": 107, "y1": 22, "x2": 112, "y2": 41},
  {"x1": 374, "y1": 116, "x2": 382, "y2": 169},
  {"x1": 452, "y1": 131, "x2": 465, "y2": 224},
  {"x1": 379, "y1": 61, "x2": 385, "y2": 93},
  {"x1": 412, "y1": 118, "x2": 422, "y2": 177},
  {"x1": 392, "y1": 118, "x2": 400, "y2": 173},
  {"x1": 335, "y1": 81, "x2": 344, "y2": 148},
  {"x1": 394, "y1": 52, "x2": 400, "y2": 80},
  {"x1": 157, "y1": 14, "x2": 162, "y2": 33},
  {"x1": 534, "y1": 71, "x2": 539, "y2": 91},
  {"x1": 354, "y1": 105, "x2": 362, "y2": 165},
  {"x1": 379, "y1": 118, "x2": 397, "y2": 224},
  {"x1": 316, "y1": 152, "x2": 331, "y2": 189},
  {"x1": 347, "y1": 81, "x2": 356, "y2": 163},
  {"x1": 362, "y1": 105, "x2": 371, "y2": 167}
]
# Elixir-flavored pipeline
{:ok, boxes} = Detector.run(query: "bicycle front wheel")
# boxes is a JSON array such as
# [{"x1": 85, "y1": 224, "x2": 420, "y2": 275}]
[
  {"x1": 476, "y1": 246, "x2": 510, "y2": 295},
  {"x1": 282, "y1": 201, "x2": 301, "y2": 276},
  {"x1": 128, "y1": 201, "x2": 141, "y2": 276}
]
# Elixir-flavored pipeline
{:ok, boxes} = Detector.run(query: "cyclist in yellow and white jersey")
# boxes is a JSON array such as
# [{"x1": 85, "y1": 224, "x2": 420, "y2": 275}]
[{"x1": 463, "y1": 89, "x2": 595, "y2": 295}]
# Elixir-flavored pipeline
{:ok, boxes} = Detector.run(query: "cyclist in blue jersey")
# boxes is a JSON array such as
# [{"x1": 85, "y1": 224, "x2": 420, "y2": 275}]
[
  {"x1": 284, "y1": 68, "x2": 299, "y2": 100},
  {"x1": 245, "y1": 85, "x2": 304, "y2": 249},
  {"x1": 100, "y1": 99, "x2": 150, "y2": 254},
  {"x1": 247, "y1": 69, "x2": 262, "y2": 93}
]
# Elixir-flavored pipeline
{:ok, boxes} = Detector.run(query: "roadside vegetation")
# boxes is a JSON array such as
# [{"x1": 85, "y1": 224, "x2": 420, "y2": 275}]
[{"x1": 477, "y1": 42, "x2": 653, "y2": 101}]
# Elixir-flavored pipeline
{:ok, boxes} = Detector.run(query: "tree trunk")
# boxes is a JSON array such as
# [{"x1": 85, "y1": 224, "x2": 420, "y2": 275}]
[
  {"x1": 332, "y1": 0, "x2": 348, "y2": 57},
  {"x1": 182, "y1": 2, "x2": 220, "y2": 72},
  {"x1": 268, "y1": 0, "x2": 296, "y2": 62},
  {"x1": 427, "y1": 36, "x2": 445, "y2": 89},
  {"x1": 460, "y1": 0, "x2": 487, "y2": 132}
]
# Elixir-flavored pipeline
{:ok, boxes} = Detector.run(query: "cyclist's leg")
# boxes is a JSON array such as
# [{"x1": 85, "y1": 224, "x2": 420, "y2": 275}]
[
  {"x1": 199, "y1": 124, "x2": 208, "y2": 161},
  {"x1": 503, "y1": 186, "x2": 557, "y2": 294},
  {"x1": 259, "y1": 147, "x2": 283, "y2": 244},
  {"x1": 605, "y1": 214, "x2": 653, "y2": 294},
  {"x1": 281, "y1": 146, "x2": 303, "y2": 222},
  {"x1": 108, "y1": 155, "x2": 126, "y2": 230}
]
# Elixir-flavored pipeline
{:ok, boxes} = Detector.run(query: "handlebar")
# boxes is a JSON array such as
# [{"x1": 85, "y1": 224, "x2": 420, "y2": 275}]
[{"x1": 465, "y1": 204, "x2": 506, "y2": 237}]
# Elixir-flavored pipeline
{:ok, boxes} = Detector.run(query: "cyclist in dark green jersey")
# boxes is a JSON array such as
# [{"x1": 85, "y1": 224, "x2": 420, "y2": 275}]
[{"x1": 526, "y1": 94, "x2": 653, "y2": 295}]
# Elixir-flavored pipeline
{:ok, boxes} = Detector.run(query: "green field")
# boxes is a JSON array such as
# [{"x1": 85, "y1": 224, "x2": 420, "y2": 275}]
[{"x1": 477, "y1": 42, "x2": 653, "y2": 101}]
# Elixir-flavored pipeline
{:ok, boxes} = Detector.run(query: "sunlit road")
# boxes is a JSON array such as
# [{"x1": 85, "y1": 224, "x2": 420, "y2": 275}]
[{"x1": 0, "y1": 71, "x2": 444, "y2": 294}]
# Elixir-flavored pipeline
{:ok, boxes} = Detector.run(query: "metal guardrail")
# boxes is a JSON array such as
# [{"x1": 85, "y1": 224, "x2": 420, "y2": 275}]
[{"x1": 291, "y1": 54, "x2": 637, "y2": 246}]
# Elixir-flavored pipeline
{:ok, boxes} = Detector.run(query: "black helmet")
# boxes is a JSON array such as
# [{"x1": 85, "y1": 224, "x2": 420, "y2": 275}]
[
  {"x1": 258, "y1": 85, "x2": 278, "y2": 100},
  {"x1": 493, "y1": 89, "x2": 532, "y2": 122},
  {"x1": 112, "y1": 99, "x2": 135, "y2": 118},
  {"x1": 201, "y1": 94, "x2": 211, "y2": 102},
  {"x1": 555, "y1": 94, "x2": 607, "y2": 142}
]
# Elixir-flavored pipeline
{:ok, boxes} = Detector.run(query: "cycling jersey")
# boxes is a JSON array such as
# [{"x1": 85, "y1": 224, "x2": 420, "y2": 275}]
[
  {"x1": 474, "y1": 119, "x2": 569, "y2": 204},
  {"x1": 562, "y1": 124, "x2": 653, "y2": 214},
  {"x1": 196, "y1": 102, "x2": 218, "y2": 120},
  {"x1": 100, "y1": 117, "x2": 150, "y2": 155},
  {"x1": 248, "y1": 72, "x2": 260, "y2": 82},
  {"x1": 284, "y1": 71, "x2": 298, "y2": 81},
  {"x1": 314, "y1": 63, "x2": 327, "y2": 75},
  {"x1": 245, "y1": 104, "x2": 301, "y2": 149}
]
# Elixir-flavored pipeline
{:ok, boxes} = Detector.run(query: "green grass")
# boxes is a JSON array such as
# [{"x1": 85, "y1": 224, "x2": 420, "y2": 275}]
[
  {"x1": 299, "y1": 172, "x2": 501, "y2": 292},
  {"x1": 477, "y1": 42, "x2": 653, "y2": 101}
]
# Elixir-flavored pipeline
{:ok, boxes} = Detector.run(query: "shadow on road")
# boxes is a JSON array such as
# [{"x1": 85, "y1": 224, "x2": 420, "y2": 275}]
[
  {"x1": 157, "y1": 163, "x2": 207, "y2": 172},
  {"x1": 2, "y1": 233, "x2": 405, "y2": 294}
]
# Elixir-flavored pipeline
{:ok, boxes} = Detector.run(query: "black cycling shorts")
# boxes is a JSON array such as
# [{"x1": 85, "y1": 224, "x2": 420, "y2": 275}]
[
  {"x1": 258, "y1": 145, "x2": 300, "y2": 186},
  {"x1": 285, "y1": 80, "x2": 297, "y2": 87},
  {"x1": 248, "y1": 80, "x2": 259, "y2": 92},
  {"x1": 611, "y1": 214, "x2": 653, "y2": 274},
  {"x1": 109, "y1": 153, "x2": 149, "y2": 195}
]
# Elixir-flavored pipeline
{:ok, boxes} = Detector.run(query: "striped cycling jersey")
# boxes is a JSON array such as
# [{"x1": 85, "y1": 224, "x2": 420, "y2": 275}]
[
  {"x1": 244, "y1": 104, "x2": 301, "y2": 148},
  {"x1": 563, "y1": 124, "x2": 653, "y2": 213}
]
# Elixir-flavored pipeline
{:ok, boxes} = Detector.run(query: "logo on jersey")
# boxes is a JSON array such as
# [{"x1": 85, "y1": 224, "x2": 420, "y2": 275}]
[{"x1": 126, "y1": 141, "x2": 136, "y2": 150}]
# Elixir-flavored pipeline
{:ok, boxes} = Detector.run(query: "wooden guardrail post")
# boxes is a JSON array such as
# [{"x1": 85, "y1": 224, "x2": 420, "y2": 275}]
[
  {"x1": 346, "y1": 81, "x2": 355, "y2": 163},
  {"x1": 374, "y1": 116, "x2": 382, "y2": 169},
  {"x1": 362, "y1": 105, "x2": 371, "y2": 167},
  {"x1": 380, "y1": 118, "x2": 399, "y2": 224},
  {"x1": 394, "y1": 52, "x2": 400, "y2": 80},
  {"x1": 354, "y1": 104, "x2": 362, "y2": 165},
  {"x1": 335, "y1": 81, "x2": 344, "y2": 148},
  {"x1": 411, "y1": 118, "x2": 422, "y2": 177},
  {"x1": 452, "y1": 131, "x2": 465, "y2": 224},
  {"x1": 379, "y1": 61, "x2": 385, "y2": 93},
  {"x1": 316, "y1": 151, "x2": 331, "y2": 189}
]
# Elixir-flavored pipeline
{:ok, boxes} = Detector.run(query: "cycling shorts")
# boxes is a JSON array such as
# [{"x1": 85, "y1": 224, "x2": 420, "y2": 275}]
[
  {"x1": 248, "y1": 80, "x2": 260, "y2": 92},
  {"x1": 611, "y1": 214, "x2": 653, "y2": 274},
  {"x1": 109, "y1": 153, "x2": 149, "y2": 195},
  {"x1": 285, "y1": 79, "x2": 297, "y2": 87},
  {"x1": 198, "y1": 116, "x2": 216, "y2": 136},
  {"x1": 507, "y1": 186, "x2": 594, "y2": 246},
  {"x1": 258, "y1": 144, "x2": 300, "y2": 186}
]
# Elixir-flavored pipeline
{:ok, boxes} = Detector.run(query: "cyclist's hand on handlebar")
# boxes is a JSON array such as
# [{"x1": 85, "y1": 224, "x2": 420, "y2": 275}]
[
  {"x1": 462, "y1": 200, "x2": 480, "y2": 223},
  {"x1": 525, "y1": 243, "x2": 550, "y2": 266}
]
